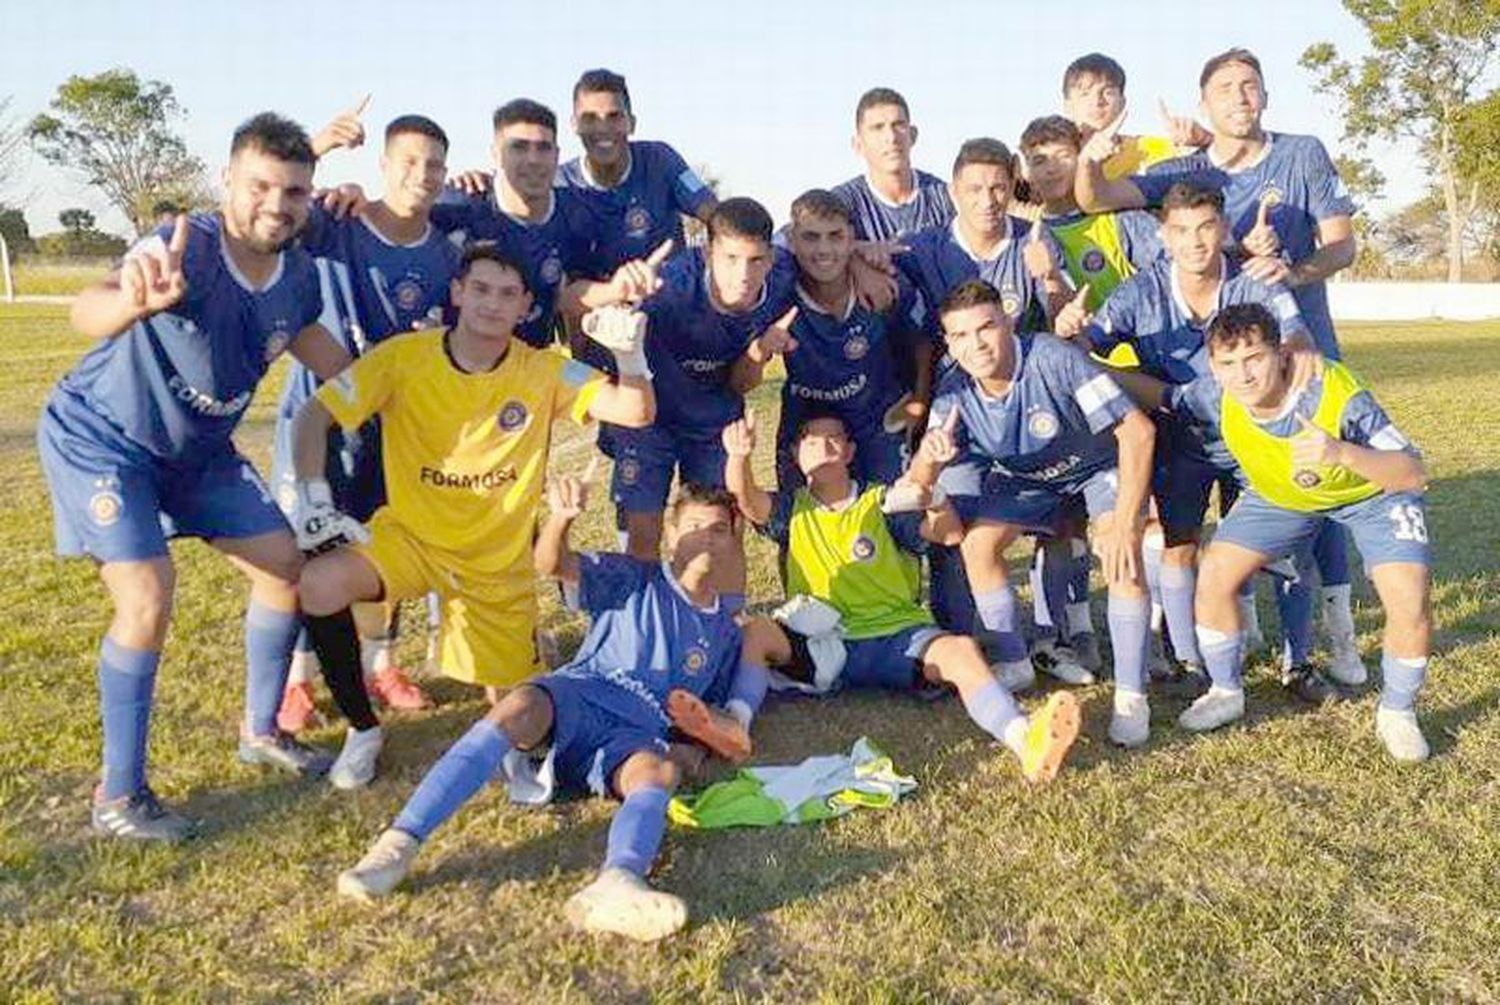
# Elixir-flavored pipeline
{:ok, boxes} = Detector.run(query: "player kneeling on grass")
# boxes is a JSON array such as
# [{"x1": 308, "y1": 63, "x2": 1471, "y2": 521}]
[
  {"x1": 290, "y1": 243, "x2": 657, "y2": 789},
  {"x1": 722, "y1": 407, "x2": 1081, "y2": 783},
  {"x1": 338, "y1": 483, "x2": 764, "y2": 942},
  {"x1": 1136, "y1": 303, "x2": 1434, "y2": 760},
  {"x1": 932, "y1": 280, "x2": 1160, "y2": 748}
]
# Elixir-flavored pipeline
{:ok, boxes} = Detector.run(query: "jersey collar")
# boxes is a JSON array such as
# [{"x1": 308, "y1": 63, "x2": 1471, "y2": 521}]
[
  {"x1": 796, "y1": 283, "x2": 857, "y2": 322},
  {"x1": 579, "y1": 146, "x2": 635, "y2": 190},
  {"x1": 218, "y1": 235, "x2": 284, "y2": 293},
  {"x1": 864, "y1": 170, "x2": 920, "y2": 209},
  {"x1": 1207, "y1": 132, "x2": 1274, "y2": 173},
  {"x1": 661, "y1": 560, "x2": 720, "y2": 613},
  {"x1": 360, "y1": 214, "x2": 434, "y2": 248},
  {"x1": 950, "y1": 216, "x2": 1011, "y2": 264},
  {"x1": 493, "y1": 187, "x2": 555, "y2": 227},
  {"x1": 1169, "y1": 255, "x2": 1229, "y2": 326}
]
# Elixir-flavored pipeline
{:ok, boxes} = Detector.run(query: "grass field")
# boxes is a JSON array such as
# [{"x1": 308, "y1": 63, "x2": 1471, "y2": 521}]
[
  {"x1": 1, "y1": 303, "x2": 1497, "y2": 1003},
  {"x1": 4, "y1": 261, "x2": 111, "y2": 298}
]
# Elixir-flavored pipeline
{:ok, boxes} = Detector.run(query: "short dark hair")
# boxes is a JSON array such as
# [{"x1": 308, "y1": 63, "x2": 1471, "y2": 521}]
[
  {"x1": 1160, "y1": 180, "x2": 1226, "y2": 218},
  {"x1": 789, "y1": 189, "x2": 852, "y2": 228},
  {"x1": 230, "y1": 112, "x2": 315, "y2": 165},
  {"x1": 455, "y1": 241, "x2": 530, "y2": 289},
  {"x1": 1020, "y1": 115, "x2": 1082, "y2": 153},
  {"x1": 1206, "y1": 302, "x2": 1280, "y2": 353},
  {"x1": 952, "y1": 138, "x2": 1014, "y2": 180},
  {"x1": 939, "y1": 279, "x2": 1004, "y2": 320},
  {"x1": 150, "y1": 199, "x2": 183, "y2": 217},
  {"x1": 1200, "y1": 47, "x2": 1264, "y2": 90},
  {"x1": 385, "y1": 114, "x2": 449, "y2": 153},
  {"x1": 854, "y1": 87, "x2": 910, "y2": 128},
  {"x1": 1063, "y1": 53, "x2": 1127, "y2": 95},
  {"x1": 709, "y1": 197, "x2": 773, "y2": 244},
  {"x1": 670, "y1": 482, "x2": 739, "y2": 524},
  {"x1": 573, "y1": 68, "x2": 632, "y2": 114},
  {"x1": 492, "y1": 99, "x2": 556, "y2": 136},
  {"x1": 795, "y1": 407, "x2": 851, "y2": 441}
]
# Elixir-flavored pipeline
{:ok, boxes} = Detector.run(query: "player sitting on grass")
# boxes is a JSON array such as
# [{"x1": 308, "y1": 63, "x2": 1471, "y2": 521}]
[
  {"x1": 1131, "y1": 303, "x2": 1435, "y2": 761},
  {"x1": 933, "y1": 280, "x2": 1160, "y2": 748},
  {"x1": 289, "y1": 243, "x2": 656, "y2": 788},
  {"x1": 336, "y1": 482, "x2": 762, "y2": 943},
  {"x1": 721, "y1": 407, "x2": 1082, "y2": 783}
]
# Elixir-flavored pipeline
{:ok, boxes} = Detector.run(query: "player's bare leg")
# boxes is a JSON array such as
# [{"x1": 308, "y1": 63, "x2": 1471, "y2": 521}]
[{"x1": 624, "y1": 511, "x2": 663, "y2": 562}]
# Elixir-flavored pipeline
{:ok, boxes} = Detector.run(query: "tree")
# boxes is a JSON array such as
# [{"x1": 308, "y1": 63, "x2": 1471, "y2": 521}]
[
  {"x1": 27, "y1": 68, "x2": 205, "y2": 235},
  {"x1": 1301, "y1": 0, "x2": 1500, "y2": 281},
  {"x1": 59, "y1": 208, "x2": 95, "y2": 234},
  {"x1": 0, "y1": 205, "x2": 33, "y2": 256}
]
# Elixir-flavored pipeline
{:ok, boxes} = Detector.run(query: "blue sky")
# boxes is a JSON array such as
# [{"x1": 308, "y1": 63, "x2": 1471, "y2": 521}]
[{"x1": 1, "y1": 0, "x2": 1421, "y2": 236}]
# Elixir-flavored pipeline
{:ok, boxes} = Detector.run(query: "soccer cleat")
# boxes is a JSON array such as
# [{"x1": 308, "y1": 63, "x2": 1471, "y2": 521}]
[
  {"x1": 1375, "y1": 707, "x2": 1430, "y2": 763},
  {"x1": 1069, "y1": 631, "x2": 1105, "y2": 676},
  {"x1": 91, "y1": 787, "x2": 199, "y2": 843},
  {"x1": 368, "y1": 666, "x2": 431, "y2": 711},
  {"x1": 991, "y1": 657, "x2": 1036, "y2": 692},
  {"x1": 1282, "y1": 664, "x2": 1348, "y2": 704},
  {"x1": 666, "y1": 690, "x2": 752, "y2": 763},
  {"x1": 1018, "y1": 691, "x2": 1082, "y2": 784},
  {"x1": 1154, "y1": 662, "x2": 1211, "y2": 701},
  {"x1": 329, "y1": 725, "x2": 385, "y2": 790},
  {"x1": 1326, "y1": 634, "x2": 1369, "y2": 687},
  {"x1": 1178, "y1": 686, "x2": 1246, "y2": 732},
  {"x1": 238, "y1": 731, "x2": 334, "y2": 776},
  {"x1": 1032, "y1": 638, "x2": 1096, "y2": 686},
  {"x1": 276, "y1": 680, "x2": 321, "y2": 734},
  {"x1": 337, "y1": 828, "x2": 421, "y2": 901},
  {"x1": 564, "y1": 867, "x2": 688, "y2": 942},
  {"x1": 1109, "y1": 690, "x2": 1151, "y2": 748}
]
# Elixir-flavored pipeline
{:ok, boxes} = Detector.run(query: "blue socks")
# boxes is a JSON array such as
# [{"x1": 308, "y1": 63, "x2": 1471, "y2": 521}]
[
  {"x1": 1197, "y1": 626, "x2": 1245, "y2": 690},
  {"x1": 1039, "y1": 540, "x2": 1072, "y2": 644},
  {"x1": 1107, "y1": 593, "x2": 1151, "y2": 694},
  {"x1": 960, "y1": 679, "x2": 1023, "y2": 742},
  {"x1": 1159, "y1": 563, "x2": 1201, "y2": 665},
  {"x1": 1273, "y1": 552, "x2": 1317, "y2": 666},
  {"x1": 1314, "y1": 522, "x2": 1351, "y2": 589},
  {"x1": 244, "y1": 603, "x2": 300, "y2": 737},
  {"x1": 727, "y1": 660, "x2": 769, "y2": 727},
  {"x1": 604, "y1": 785, "x2": 670, "y2": 877},
  {"x1": 394, "y1": 718, "x2": 511, "y2": 842},
  {"x1": 97, "y1": 638, "x2": 160, "y2": 801},
  {"x1": 975, "y1": 586, "x2": 1027, "y2": 663},
  {"x1": 721, "y1": 592, "x2": 747, "y2": 616},
  {"x1": 1379, "y1": 652, "x2": 1427, "y2": 711}
]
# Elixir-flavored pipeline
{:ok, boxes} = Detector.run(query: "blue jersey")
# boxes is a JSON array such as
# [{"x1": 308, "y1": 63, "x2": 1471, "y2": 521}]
[
  {"x1": 1132, "y1": 133, "x2": 1355, "y2": 357},
  {"x1": 60, "y1": 213, "x2": 322, "y2": 461},
  {"x1": 430, "y1": 188, "x2": 598, "y2": 348},
  {"x1": 556, "y1": 552, "x2": 742, "y2": 730},
  {"x1": 780, "y1": 282, "x2": 925, "y2": 439},
  {"x1": 1171, "y1": 371, "x2": 1415, "y2": 455},
  {"x1": 830, "y1": 170, "x2": 955, "y2": 242},
  {"x1": 897, "y1": 217, "x2": 1061, "y2": 341},
  {"x1": 558, "y1": 140, "x2": 714, "y2": 273},
  {"x1": 641, "y1": 246, "x2": 798, "y2": 432},
  {"x1": 932, "y1": 333, "x2": 1135, "y2": 490},
  {"x1": 1087, "y1": 257, "x2": 1307, "y2": 386}
]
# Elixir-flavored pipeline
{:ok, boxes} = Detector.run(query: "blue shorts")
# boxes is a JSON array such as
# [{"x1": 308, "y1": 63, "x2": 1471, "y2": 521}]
[
  {"x1": 1214, "y1": 490, "x2": 1431, "y2": 570},
  {"x1": 610, "y1": 424, "x2": 727, "y2": 514},
  {"x1": 941, "y1": 456, "x2": 1119, "y2": 534},
  {"x1": 842, "y1": 625, "x2": 949, "y2": 691},
  {"x1": 775, "y1": 420, "x2": 908, "y2": 491},
  {"x1": 531, "y1": 672, "x2": 672, "y2": 800},
  {"x1": 38, "y1": 390, "x2": 287, "y2": 563}
]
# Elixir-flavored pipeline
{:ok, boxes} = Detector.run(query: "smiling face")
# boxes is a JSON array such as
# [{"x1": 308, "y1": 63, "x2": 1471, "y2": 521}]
[
  {"x1": 492, "y1": 121, "x2": 558, "y2": 201},
  {"x1": 449, "y1": 258, "x2": 532, "y2": 342},
  {"x1": 1022, "y1": 140, "x2": 1078, "y2": 205},
  {"x1": 941, "y1": 301, "x2": 1015, "y2": 384},
  {"x1": 1209, "y1": 329, "x2": 1287, "y2": 411},
  {"x1": 951, "y1": 161, "x2": 1013, "y2": 240},
  {"x1": 572, "y1": 88, "x2": 634, "y2": 170},
  {"x1": 222, "y1": 146, "x2": 314, "y2": 253},
  {"x1": 1200, "y1": 60, "x2": 1266, "y2": 139},
  {"x1": 1160, "y1": 203, "x2": 1228, "y2": 276},
  {"x1": 853, "y1": 101, "x2": 916, "y2": 176},
  {"x1": 1064, "y1": 71, "x2": 1126, "y2": 134},
  {"x1": 382, "y1": 131, "x2": 447, "y2": 215},
  {"x1": 789, "y1": 211, "x2": 853, "y2": 285}
]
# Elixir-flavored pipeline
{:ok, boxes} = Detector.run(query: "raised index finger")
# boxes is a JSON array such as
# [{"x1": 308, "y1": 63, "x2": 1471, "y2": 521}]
[
  {"x1": 645, "y1": 239, "x2": 674, "y2": 267},
  {"x1": 351, "y1": 93, "x2": 371, "y2": 118},
  {"x1": 1101, "y1": 108, "x2": 1127, "y2": 138},
  {"x1": 941, "y1": 408, "x2": 959, "y2": 434},
  {"x1": 775, "y1": 306, "x2": 800, "y2": 329},
  {"x1": 1256, "y1": 193, "x2": 1273, "y2": 229},
  {"x1": 166, "y1": 214, "x2": 189, "y2": 263}
]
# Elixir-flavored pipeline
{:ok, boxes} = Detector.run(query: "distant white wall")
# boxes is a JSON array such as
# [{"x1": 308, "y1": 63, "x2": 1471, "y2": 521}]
[{"x1": 1329, "y1": 282, "x2": 1500, "y2": 321}]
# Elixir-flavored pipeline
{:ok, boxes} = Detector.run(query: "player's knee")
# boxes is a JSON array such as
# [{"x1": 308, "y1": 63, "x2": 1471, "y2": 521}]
[
  {"x1": 1196, "y1": 548, "x2": 1245, "y2": 599},
  {"x1": 625, "y1": 516, "x2": 662, "y2": 560},
  {"x1": 616, "y1": 751, "x2": 680, "y2": 796},
  {"x1": 740, "y1": 616, "x2": 790, "y2": 665},
  {"x1": 958, "y1": 525, "x2": 1004, "y2": 573},
  {"x1": 298, "y1": 557, "x2": 353, "y2": 617},
  {"x1": 1162, "y1": 542, "x2": 1198, "y2": 567},
  {"x1": 489, "y1": 685, "x2": 552, "y2": 749},
  {"x1": 110, "y1": 568, "x2": 176, "y2": 641},
  {"x1": 923, "y1": 633, "x2": 987, "y2": 688}
]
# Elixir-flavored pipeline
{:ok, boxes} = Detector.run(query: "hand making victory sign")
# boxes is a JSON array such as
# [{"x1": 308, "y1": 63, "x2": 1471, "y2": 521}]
[{"x1": 120, "y1": 214, "x2": 190, "y2": 319}]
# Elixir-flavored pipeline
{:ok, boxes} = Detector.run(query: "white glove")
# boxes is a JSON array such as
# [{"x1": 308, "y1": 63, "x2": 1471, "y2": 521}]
[
  {"x1": 292, "y1": 478, "x2": 370, "y2": 556},
  {"x1": 881, "y1": 480, "x2": 948, "y2": 514},
  {"x1": 582, "y1": 304, "x2": 651, "y2": 378}
]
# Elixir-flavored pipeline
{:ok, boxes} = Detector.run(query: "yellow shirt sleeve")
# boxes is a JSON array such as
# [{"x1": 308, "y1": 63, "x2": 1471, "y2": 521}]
[
  {"x1": 551, "y1": 356, "x2": 609, "y2": 425},
  {"x1": 315, "y1": 339, "x2": 399, "y2": 430},
  {"x1": 1104, "y1": 135, "x2": 1182, "y2": 181}
]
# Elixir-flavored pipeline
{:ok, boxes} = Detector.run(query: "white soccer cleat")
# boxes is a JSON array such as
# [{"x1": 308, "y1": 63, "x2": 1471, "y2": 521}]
[
  {"x1": 1326, "y1": 633, "x2": 1369, "y2": 686},
  {"x1": 1032, "y1": 638, "x2": 1096, "y2": 685},
  {"x1": 1178, "y1": 686, "x2": 1246, "y2": 733},
  {"x1": 564, "y1": 867, "x2": 688, "y2": 942},
  {"x1": 329, "y1": 725, "x2": 384, "y2": 791},
  {"x1": 991, "y1": 657, "x2": 1036, "y2": 692},
  {"x1": 1375, "y1": 707, "x2": 1430, "y2": 763},
  {"x1": 1109, "y1": 690, "x2": 1151, "y2": 748},
  {"x1": 337, "y1": 828, "x2": 420, "y2": 901}
]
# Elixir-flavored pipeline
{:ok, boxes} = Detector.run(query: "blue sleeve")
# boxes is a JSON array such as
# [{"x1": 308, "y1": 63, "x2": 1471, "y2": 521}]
[
  {"x1": 576, "y1": 552, "x2": 651, "y2": 615},
  {"x1": 765, "y1": 246, "x2": 799, "y2": 313},
  {"x1": 1057, "y1": 342, "x2": 1135, "y2": 432},
  {"x1": 755, "y1": 490, "x2": 796, "y2": 546},
  {"x1": 886, "y1": 509, "x2": 928, "y2": 556},
  {"x1": 658, "y1": 143, "x2": 714, "y2": 217},
  {"x1": 1168, "y1": 375, "x2": 1223, "y2": 427},
  {"x1": 429, "y1": 194, "x2": 478, "y2": 235},
  {"x1": 1117, "y1": 210, "x2": 1164, "y2": 270},
  {"x1": 1299, "y1": 137, "x2": 1356, "y2": 222},
  {"x1": 1341, "y1": 389, "x2": 1418, "y2": 455},
  {"x1": 1259, "y1": 280, "x2": 1311, "y2": 344},
  {"x1": 1084, "y1": 281, "x2": 1138, "y2": 357},
  {"x1": 299, "y1": 203, "x2": 338, "y2": 258},
  {"x1": 1133, "y1": 160, "x2": 1219, "y2": 207}
]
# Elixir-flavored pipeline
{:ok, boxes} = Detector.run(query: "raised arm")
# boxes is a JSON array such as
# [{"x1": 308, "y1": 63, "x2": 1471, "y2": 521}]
[
  {"x1": 722, "y1": 412, "x2": 772, "y2": 525},
  {"x1": 287, "y1": 322, "x2": 354, "y2": 381},
  {"x1": 728, "y1": 306, "x2": 799, "y2": 395},
  {"x1": 72, "y1": 215, "x2": 189, "y2": 339},
  {"x1": 534, "y1": 462, "x2": 597, "y2": 586},
  {"x1": 1292, "y1": 414, "x2": 1426, "y2": 495},
  {"x1": 1075, "y1": 113, "x2": 1148, "y2": 214},
  {"x1": 580, "y1": 306, "x2": 656, "y2": 427}
]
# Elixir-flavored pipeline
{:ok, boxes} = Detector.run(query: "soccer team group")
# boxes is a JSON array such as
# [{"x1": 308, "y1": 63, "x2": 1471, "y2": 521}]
[{"x1": 40, "y1": 47, "x2": 1438, "y2": 941}]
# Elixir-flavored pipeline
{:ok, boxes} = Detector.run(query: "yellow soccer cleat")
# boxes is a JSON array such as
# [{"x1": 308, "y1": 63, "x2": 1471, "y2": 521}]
[{"x1": 1019, "y1": 692, "x2": 1082, "y2": 784}]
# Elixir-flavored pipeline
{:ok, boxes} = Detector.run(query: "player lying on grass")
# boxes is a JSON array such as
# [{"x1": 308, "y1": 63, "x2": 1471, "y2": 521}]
[
  {"x1": 38, "y1": 113, "x2": 352, "y2": 842},
  {"x1": 289, "y1": 243, "x2": 655, "y2": 788},
  {"x1": 932, "y1": 280, "x2": 1160, "y2": 748},
  {"x1": 1123, "y1": 302, "x2": 1434, "y2": 761},
  {"x1": 722, "y1": 406, "x2": 1082, "y2": 782},
  {"x1": 337, "y1": 482, "x2": 763, "y2": 943}
]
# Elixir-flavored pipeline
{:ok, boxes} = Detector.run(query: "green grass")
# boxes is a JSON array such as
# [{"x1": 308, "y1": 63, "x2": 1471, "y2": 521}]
[
  {"x1": 1, "y1": 304, "x2": 1497, "y2": 1003},
  {"x1": 6, "y1": 260, "x2": 111, "y2": 297}
]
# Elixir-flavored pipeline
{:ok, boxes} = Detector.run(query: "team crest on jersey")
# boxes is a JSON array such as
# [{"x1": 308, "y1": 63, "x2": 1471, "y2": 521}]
[
  {"x1": 625, "y1": 205, "x2": 653, "y2": 238},
  {"x1": 498, "y1": 400, "x2": 529, "y2": 431},
  {"x1": 844, "y1": 333, "x2": 870, "y2": 360},
  {"x1": 851, "y1": 534, "x2": 877, "y2": 563},
  {"x1": 1028, "y1": 410, "x2": 1059, "y2": 440},
  {"x1": 682, "y1": 646, "x2": 709, "y2": 675},
  {"x1": 1000, "y1": 285, "x2": 1021, "y2": 318},
  {"x1": 1081, "y1": 248, "x2": 1106, "y2": 274},
  {"x1": 1293, "y1": 468, "x2": 1322, "y2": 489},
  {"x1": 394, "y1": 278, "x2": 425, "y2": 312},
  {"x1": 1260, "y1": 184, "x2": 1285, "y2": 209},
  {"x1": 540, "y1": 254, "x2": 564, "y2": 286},
  {"x1": 619, "y1": 457, "x2": 640, "y2": 485}
]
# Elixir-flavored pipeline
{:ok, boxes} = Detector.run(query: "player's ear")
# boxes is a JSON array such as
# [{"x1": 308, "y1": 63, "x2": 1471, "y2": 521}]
[
  {"x1": 626, "y1": 111, "x2": 637, "y2": 136},
  {"x1": 449, "y1": 276, "x2": 465, "y2": 308},
  {"x1": 908, "y1": 123, "x2": 919, "y2": 148}
]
